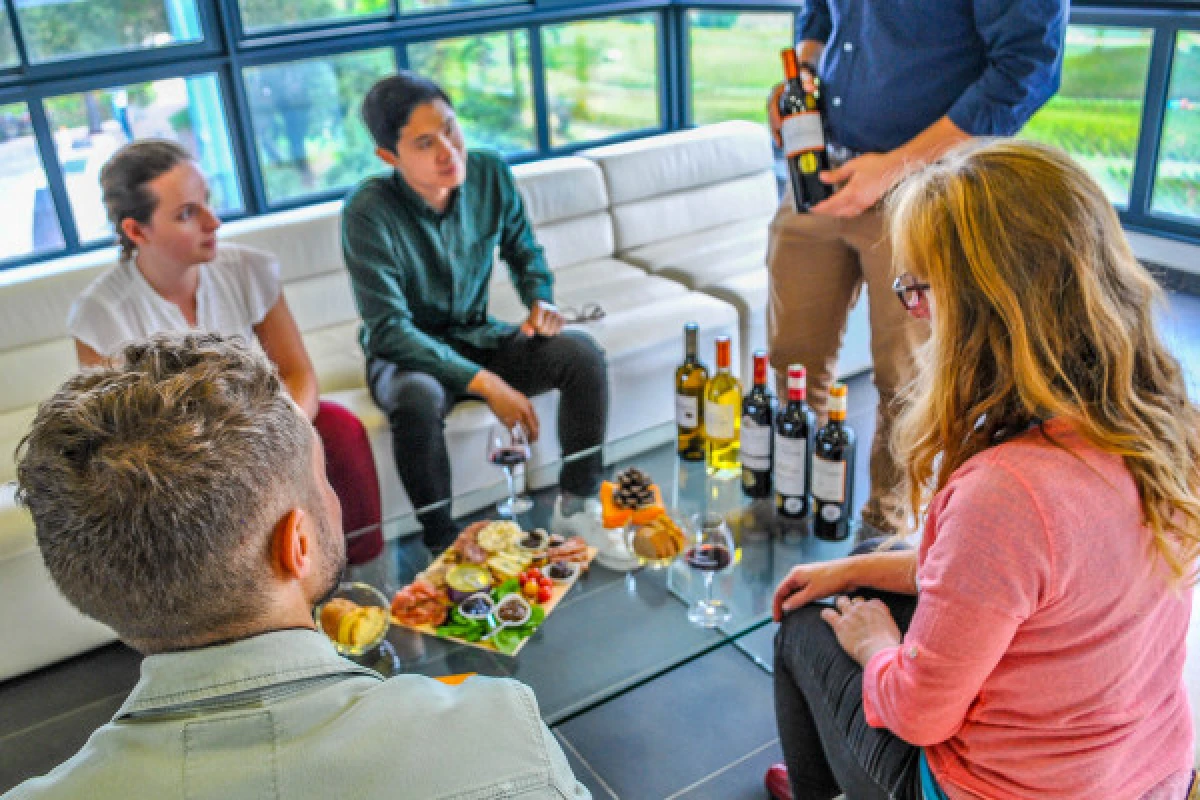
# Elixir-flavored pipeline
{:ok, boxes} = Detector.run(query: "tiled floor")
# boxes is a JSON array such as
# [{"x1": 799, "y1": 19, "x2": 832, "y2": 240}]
[{"x1": 1, "y1": 289, "x2": 1196, "y2": 797}]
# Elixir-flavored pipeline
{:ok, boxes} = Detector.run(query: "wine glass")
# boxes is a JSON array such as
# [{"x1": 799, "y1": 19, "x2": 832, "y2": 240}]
[
  {"x1": 487, "y1": 422, "x2": 533, "y2": 518},
  {"x1": 684, "y1": 512, "x2": 735, "y2": 628}
]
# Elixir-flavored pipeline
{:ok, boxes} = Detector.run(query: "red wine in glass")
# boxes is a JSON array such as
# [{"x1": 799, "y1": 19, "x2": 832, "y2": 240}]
[
  {"x1": 684, "y1": 543, "x2": 732, "y2": 572},
  {"x1": 489, "y1": 446, "x2": 530, "y2": 468}
]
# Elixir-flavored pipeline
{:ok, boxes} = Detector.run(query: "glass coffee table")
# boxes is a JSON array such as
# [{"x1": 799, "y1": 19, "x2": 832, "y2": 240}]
[{"x1": 340, "y1": 426, "x2": 857, "y2": 725}]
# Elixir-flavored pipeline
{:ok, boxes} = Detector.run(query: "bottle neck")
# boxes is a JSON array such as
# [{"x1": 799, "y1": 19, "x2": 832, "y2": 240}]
[
  {"x1": 788, "y1": 390, "x2": 807, "y2": 404},
  {"x1": 684, "y1": 328, "x2": 698, "y2": 362}
]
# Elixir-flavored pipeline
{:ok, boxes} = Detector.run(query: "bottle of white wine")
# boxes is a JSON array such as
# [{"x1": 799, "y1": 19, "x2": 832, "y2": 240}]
[
  {"x1": 704, "y1": 336, "x2": 741, "y2": 475},
  {"x1": 675, "y1": 323, "x2": 708, "y2": 462}
]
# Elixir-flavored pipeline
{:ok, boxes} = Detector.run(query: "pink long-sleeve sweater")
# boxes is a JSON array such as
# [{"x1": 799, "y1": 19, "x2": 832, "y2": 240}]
[{"x1": 863, "y1": 418, "x2": 1194, "y2": 799}]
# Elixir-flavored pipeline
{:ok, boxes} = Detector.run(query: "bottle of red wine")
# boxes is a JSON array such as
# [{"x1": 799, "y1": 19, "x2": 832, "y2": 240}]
[
  {"x1": 778, "y1": 47, "x2": 833, "y2": 212},
  {"x1": 741, "y1": 350, "x2": 775, "y2": 498},
  {"x1": 812, "y1": 382, "x2": 856, "y2": 541},
  {"x1": 774, "y1": 364, "x2": 816, "y2": 519}
]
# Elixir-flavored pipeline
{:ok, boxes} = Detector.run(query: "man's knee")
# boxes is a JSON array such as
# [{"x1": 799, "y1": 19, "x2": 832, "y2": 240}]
[
  {"x1": 383, "y1": 372, "x2": 448, "y2": 422},
  {"x1": 557, "y1": 331, "x2": 607, "y2": 381}
]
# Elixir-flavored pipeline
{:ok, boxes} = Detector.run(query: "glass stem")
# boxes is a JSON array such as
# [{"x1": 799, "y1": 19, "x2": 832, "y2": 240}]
[
  {"x1": 703, "y1": 572, "x2": 715, "y2": 608},
  {"x1": 504, "y1": 467, "x2": 517, "y2": 517}
]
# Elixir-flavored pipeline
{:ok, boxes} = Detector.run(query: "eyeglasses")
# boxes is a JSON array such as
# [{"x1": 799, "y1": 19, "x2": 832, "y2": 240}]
[
  {"x1": 562, "y1": 302, "x2": 606, "y2": 324},
  {"x1": 892, "y1": 273, "x2": 931, "y2": 316}
]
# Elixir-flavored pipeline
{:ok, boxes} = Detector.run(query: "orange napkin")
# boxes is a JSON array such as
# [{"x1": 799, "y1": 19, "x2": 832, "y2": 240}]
[{"x1": 434, "y1": 673, "x2": 476, "y2": 686}]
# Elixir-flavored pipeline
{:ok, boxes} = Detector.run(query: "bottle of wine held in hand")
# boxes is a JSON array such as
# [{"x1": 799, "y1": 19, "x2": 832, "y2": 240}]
[
  {"x1": 812, "y1": 382, "x2": 856, "y2": 541},
  {"x1": 675, "y1": 322, "x2": 708, "y2": 461},
  {"x1": 774, "y1": 364, "x2": 816, "y2": 519},
  {"x1": 704, "y1": 336, "x2": 741, "y2": 475},
  {"x1": 741, "y1": 350, "x2": 775, "y2": 498},
  {"x1": 779, "y1": 47, "x2": 833, "y2": 212}
]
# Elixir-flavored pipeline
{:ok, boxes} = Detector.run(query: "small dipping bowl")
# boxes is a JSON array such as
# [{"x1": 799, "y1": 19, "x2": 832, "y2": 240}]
[
  {"x1": 544, "y1": 560, "x2": 580, "y2": 584},
  {"x1": 458, "y1": 592, "x2": 496, "y2": 621}
]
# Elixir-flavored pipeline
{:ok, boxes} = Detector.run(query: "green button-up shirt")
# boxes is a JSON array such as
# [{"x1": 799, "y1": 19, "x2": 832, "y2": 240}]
[
  {"x1": 342, "y1": 150, "x2": 554, "y2": 393},
  {"x1": 4, "y1": 630, "x2": 587, "y2": 799}
]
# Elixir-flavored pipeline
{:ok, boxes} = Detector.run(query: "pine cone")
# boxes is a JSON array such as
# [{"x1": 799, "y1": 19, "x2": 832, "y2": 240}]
[{"x1": 612, "y1": 467, "x2": 656, "y2": 510}]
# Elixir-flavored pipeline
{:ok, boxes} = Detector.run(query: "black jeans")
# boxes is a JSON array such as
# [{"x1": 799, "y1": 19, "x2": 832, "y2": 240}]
[
  {"x1": 774, "y1": 583, "x2": 923, "y2": 800},
  {"x1": 368, "y1": 330, "x2": 608, "y2": 549}
]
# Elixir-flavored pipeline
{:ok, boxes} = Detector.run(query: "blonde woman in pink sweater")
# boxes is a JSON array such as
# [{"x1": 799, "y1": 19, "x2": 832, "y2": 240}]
[{"x1": 767, "y1": 139, "x2": 1199, "y2": 800}]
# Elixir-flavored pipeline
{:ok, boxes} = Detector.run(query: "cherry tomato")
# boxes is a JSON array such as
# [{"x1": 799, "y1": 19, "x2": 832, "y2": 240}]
[
  {"x1": 538, "y1": 576, "x2": 553, "y2": 590},
  {"x1": 537, "y1": 587, "x2": 553, "y2": 604},
  {"x1": 523, "y1": 579, "x2": 540, "y2": 599}
]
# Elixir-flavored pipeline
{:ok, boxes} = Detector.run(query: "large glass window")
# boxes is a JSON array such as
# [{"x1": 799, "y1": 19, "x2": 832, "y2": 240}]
[
  {"x1": 402, "y1": 0, "x2": 508, "y2": 13},
  {"x1": 1152, "y1": 31, "x2": 1200, "y2": 221},
  {"x1": 45, "y1": 75, "x2": 241, "y2": 243},
  {"x1": 688, "y1": 11, "x2": 793, "y2": 126},
  {"x1": 15, "y1": 0, "x2": 204, "y2": 64},
  {"x1": 0, "y1": 11, "x2": 18, "y2": 68},
  {"x1": 244, "y1": 49, "x2": 394, "y2": 204},
  {"x1": 0, "y1": 103, "x2": 63, "y2": 261},
  {"x1": 542, "y1": 13, "x2": 661, "y2": 147},
  {"x1": 238, "y1": 0, "x2": 389, "y2": 34},
  {"x1": 408, "y1": 31, "x2": 536, "y2": 153},
  {"x1": 1022, "y1": 26, "x2": 1152, "y2": 208}
]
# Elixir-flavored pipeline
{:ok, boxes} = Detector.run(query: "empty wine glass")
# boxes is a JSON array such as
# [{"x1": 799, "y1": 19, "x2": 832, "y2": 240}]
[
  {"x1": 684, "y1": 512, "x2": 734, "y2": 628},
  {"x1": 487, "y1": 422, "x2": 533, "y2": 518}
]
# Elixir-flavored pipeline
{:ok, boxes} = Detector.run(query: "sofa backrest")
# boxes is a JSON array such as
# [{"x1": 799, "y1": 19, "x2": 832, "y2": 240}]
[
  {"x1": 511, "y1": 156, "x2": 614, "y2": 271},
  {"x1": 582, "y1": 120, "x2": 777, "y2": 252}
]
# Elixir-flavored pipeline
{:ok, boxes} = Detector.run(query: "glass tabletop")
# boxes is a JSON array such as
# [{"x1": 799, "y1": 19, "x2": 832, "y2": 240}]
[{"x1": 338, "y1": 427, "x2": 857, "y2": 725}]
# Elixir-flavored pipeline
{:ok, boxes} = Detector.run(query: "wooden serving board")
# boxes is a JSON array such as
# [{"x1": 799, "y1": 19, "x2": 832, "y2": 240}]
[{"x1": 391, "y1": 545, "x2": 598, "y2": 656}]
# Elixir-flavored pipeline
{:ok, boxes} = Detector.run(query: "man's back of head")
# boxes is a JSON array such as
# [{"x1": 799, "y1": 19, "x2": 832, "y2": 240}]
[{"x1": 16, "y1": 332, "x2": 342, "y2": 653}]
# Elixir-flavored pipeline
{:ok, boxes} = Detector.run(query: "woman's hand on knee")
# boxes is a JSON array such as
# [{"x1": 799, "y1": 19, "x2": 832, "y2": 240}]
[
  {"x1": 773, "y1": 560, "x2": 852, "y2": 621},
  {"x1": 820, "y1": 596, "x2": 902, "y2": 667}
]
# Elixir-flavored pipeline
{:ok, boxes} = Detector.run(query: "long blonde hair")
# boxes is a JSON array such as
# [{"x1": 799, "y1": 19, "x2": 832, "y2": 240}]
[{"x1": 889, "y1": 139, "x2": 1200, "y2": 583}]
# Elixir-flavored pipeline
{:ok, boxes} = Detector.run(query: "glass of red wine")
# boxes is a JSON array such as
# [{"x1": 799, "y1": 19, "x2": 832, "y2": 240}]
[
  {"x1": 487, "y1": 422, "x2": 533, "y2": 518},
  {"x1": 684, "y1": 512, "x2": 734, "y2": 628}
]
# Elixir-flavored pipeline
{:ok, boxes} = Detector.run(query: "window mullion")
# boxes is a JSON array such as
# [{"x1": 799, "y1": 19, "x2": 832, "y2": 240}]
[
  {"x1": 529, "y1": 23, "x2": 550, "y2": 154},
  {"x1": 27, "y1": 96, "x2": 80, "y2": 250},
  {"x1": 1127, "y1": 20, "x2": 1178, "y2": 220}
]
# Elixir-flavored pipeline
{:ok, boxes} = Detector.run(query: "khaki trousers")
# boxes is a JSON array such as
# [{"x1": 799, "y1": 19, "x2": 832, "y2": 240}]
[{"x1": 766, "y1": 200, "x2": 928, "y2": 534}]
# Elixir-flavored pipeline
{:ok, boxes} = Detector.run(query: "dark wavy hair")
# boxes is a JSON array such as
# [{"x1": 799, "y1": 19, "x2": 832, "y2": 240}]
[{"x1": 361, "y1": 71, "x2": 451, "y2": 152}]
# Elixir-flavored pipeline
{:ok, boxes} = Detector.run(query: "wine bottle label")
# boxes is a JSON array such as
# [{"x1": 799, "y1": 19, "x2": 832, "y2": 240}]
[
  {"x1": 781, "y1": 111, "x2": 825, "y2": 159},
  {"x1": 820, "y1": 502, "x2": 843, "y2": 522},
  {"x1": 741, "y1": 419, "x2": 771, "y2": 471},
  {"x1": 774, "y1": 434, "x2": 808, "y2": 495},
  {"x1": 812, "y1": 456, "x2": 847, "y2": 503},
  {"x1": 676, "y1": 394, "x2": 699, "y2": 430},
  {"x1": 705, "y1": 401, "x2": 736, "y2": 440}
]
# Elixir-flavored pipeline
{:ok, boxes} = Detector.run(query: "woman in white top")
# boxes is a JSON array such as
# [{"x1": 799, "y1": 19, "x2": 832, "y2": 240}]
[{"x1": 68, "y1": 139, "x2": 383, "y2": 564}]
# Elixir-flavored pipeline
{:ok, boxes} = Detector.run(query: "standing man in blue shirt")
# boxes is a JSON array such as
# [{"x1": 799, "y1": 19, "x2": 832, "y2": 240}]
[{"x1": 765, "y1": 0, "x2": 1067, "y2": 539}]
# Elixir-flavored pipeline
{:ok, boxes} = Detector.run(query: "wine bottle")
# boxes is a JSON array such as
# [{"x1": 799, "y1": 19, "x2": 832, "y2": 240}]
[
  {"x1": 675, "y1": 322, "x2": 708, "y2": 462},
  {"x1": 741, "y1": 350, "x2": 775, "y2": 497},
  {"x1": 774, "y1": 364, "x2": 815, "y2": 519},
  {"x1": 778, "y1": 47, "x2": 833, "y2": 212},
  {"x1": 812, "y1": 383, "x2": 856, "y2": 541},
  {"x1": 704, "y1": 336, "x2": 742, "y2": 475}
]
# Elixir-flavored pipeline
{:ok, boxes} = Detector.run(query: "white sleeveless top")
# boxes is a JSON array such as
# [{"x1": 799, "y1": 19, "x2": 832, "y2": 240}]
[{"x1": 67, "y1": 244, "x2": 281, "y2": 357}]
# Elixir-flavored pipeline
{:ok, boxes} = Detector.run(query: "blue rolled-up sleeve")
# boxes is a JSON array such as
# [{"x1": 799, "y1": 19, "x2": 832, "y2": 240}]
[
  {"x1": 797, "y1": 0, "x2": 832, "y2": 44},
  {"x1": 947, "y1": 0, "x2": 1067, "y2": 136}
]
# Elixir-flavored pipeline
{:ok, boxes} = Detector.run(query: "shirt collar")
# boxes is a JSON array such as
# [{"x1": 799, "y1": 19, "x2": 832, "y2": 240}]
[
  {"x1": 391, "y1": 169, "x2": 461, "y2": 221},
  {"x1": 114, "y1": 629, "x2": 380, "y2": 719}
]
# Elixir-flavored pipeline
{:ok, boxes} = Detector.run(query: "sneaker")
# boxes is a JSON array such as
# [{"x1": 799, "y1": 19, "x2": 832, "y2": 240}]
[
  {"x1": 550, "y1": 495, "x2": 640, "y2": 572},
  {"x1": 764, "y1": 763, "x2": 792, "y2": 800}
]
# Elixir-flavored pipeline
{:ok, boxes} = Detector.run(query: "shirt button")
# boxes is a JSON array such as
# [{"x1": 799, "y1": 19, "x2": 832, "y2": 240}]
[
  {"x1": 843, "y1": 41, "x2": 854, "y2": 52},
  {"x1": 832, "y1": 97, "x2": 842, "y2": 107}
]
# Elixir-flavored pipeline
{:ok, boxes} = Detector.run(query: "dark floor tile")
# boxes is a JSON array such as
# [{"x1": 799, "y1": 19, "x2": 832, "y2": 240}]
[
  {"x1": 553, "y1": 729, "x2": 620, "y2": 800},
  {"x1": 0, "y1": 691, "x2": 127, "y2": 793},
  {"x1": 671, "y1": 738, "x2": 783, "y2": 800},
  {"x1": 0, "y1": 642, "x2": 140, "y2": 739},
  {"x1": 734, "y1": 622, "x2": 778, "y2": 675},
  {"x1": 557, "y1": 645, "x2": 777, "y2": 800}
]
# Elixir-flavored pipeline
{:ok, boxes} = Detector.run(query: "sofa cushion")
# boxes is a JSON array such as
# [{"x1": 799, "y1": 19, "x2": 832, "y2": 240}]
[
  {"x1": 526, "y1": 212, "x2": 616, "y2": 272},
  {"x1": 513, "y1": 156, "x2": 608, "y2": 225},
  {"x1": 609, "y1": 171, "x2": 778, "y2": 252},
  {"x1": 488, "y1": 258, "x2": 688, "y2": 324},
  {"x1": 619, "y1": 216, "x2": 771, "y2": 275},
  {"x1": 221, "y1": 200, "x2": 345, "y2": 285},
  {"x1": 583, "y1": 120, "x2": 773, "y2": 206}
]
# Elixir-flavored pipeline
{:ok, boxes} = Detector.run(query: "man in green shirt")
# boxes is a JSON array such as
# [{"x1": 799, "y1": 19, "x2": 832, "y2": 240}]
[
  {"x1": 342, "y1": 72, "x2": 610, "y2": 552},
  {"x1": 8, "y1": 333, "x2": 586, "y2": 799}
]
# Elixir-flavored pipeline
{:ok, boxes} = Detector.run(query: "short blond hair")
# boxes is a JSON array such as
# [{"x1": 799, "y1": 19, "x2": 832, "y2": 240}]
[
  {"x1": 889, "y1": 139, "x2": 1200, "y2": 583},
  {"x1": 16, "y1": 333, "x2": 314, "y2": 649}
]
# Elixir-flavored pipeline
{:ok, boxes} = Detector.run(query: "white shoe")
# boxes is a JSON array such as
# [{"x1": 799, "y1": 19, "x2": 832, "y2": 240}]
[{"x1": 551, "y1": 496, "x2": 640, "y2": 572}]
